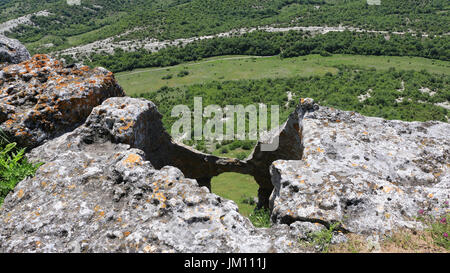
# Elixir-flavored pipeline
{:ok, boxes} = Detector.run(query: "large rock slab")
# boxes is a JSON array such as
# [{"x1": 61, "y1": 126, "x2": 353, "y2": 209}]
[
  {"x1": 0, "y1": 54, "x2": 125, "y2": 148},
  {"x1": 0, "y1": 97, "x2": 304, "y2": 253},
  {"x1": 0, "y1": 35, "x2": 31, "y2": 65},
  {"x1": 270, "y1": 104, "x2": 450, "y2": 234}
]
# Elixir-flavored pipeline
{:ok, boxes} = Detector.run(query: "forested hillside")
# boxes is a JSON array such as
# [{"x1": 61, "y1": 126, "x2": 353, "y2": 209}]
[
  {"x1": 136, "y1": 67, "x2": 449, "y2": 135},
  {"x1": 2, "y1": 0, "x2": 449, "y2": 55},
  {"x1": 86, "y1": 30, "x2": 450, "y2": 72}
]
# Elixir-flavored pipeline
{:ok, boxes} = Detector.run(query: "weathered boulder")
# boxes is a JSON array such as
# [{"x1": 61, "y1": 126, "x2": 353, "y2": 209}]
[
  {"x1": 0, "y1": 97, "x2": 304, "y2": 253},
  {"x1": 247, "y1": 98, "x2": 317, "y2": 209},
  {"x1": 270, "y1": 104, "x2": 450, "y2": 234},
  {"x1": 0, "y1": 54, "x2": 125, "y2": 148},
  {"x1": 0, "y1": 35, "x2": 31, "y2": 65}
]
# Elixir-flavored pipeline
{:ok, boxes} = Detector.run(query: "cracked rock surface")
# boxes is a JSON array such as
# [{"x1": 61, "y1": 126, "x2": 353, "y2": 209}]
[
  {"x1": 0, "y1": 97, "x2": 304, "y2": 253},
  {"x1": 270, "y1": 106, "x2": 450, "y2": 234}
]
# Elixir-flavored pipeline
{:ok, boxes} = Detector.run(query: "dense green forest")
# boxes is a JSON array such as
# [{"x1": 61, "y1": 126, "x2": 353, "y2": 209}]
[
  {"x1": 134, "y1": 67, "x2": 449, "y2": 152},
  {"x1": 84, "y1": 30, "x2": 449, "y2": 72},
  {"x1": 2, "y1": 0, "x2": 449, "y2": 53}
]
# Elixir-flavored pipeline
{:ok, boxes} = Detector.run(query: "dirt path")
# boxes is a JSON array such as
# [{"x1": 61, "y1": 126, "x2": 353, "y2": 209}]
[{"x1": 54, "y1": 25, "x2": 431, "y2": 60}]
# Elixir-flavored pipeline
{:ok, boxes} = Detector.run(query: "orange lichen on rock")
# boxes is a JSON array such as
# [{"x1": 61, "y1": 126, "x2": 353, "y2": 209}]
[
  {"x1": 0, "y1": 54, "x2": 125, "y2": 147},
  {"x1": 17, "y1": 189, "x2": 24, "y2": 199},
  {"x1": 119, "y1": 121, "x2": 134, "y2": 133},
  {"x1": 123, "y1": 153, "x2": 142, "y2": 166}
]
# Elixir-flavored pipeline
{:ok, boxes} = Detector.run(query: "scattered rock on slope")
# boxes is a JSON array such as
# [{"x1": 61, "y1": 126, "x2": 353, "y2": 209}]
[
  {"x1": 270, "y1": 105, "x2": 450, "y2": 234},
  {"x1": 0, "y1": 54, "x2": 125, "y2": 148}
]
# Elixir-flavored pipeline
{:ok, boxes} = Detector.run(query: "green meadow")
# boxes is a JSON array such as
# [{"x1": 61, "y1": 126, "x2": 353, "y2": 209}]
[
  {"x1": 211, "y1": 172, "x2": 259, "y2": 217},
  {"x1": 117, "y1": 54, "x2": 450, "y2": 96}
]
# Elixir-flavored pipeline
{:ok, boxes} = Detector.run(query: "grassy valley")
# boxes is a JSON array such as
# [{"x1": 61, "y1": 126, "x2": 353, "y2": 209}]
[{"x1": 117, "y1": 54, "x2": 450, "y2": 95}]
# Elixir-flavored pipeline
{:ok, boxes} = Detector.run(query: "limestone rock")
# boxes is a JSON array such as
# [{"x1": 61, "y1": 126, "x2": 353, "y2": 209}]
[
  {"x1": 270, "y1": 105, "x2": 450, "y2": 234},
  {"x1": 247, "y1": 98, "x2": 318, "y2": 208},
  {"x1": 0, "y1": 97, "x2": 304, "y2": 253},
  {"x1": 0, "y1": 54, "x2": 125, "y2": 148},
  {"x1": 0, "y1": 35, "x2": 31, "y2": 64}
]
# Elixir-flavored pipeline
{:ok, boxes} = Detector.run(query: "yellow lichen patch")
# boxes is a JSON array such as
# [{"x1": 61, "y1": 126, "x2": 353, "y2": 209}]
[
  {"x1": 316, "y1": 147, "x2": 324, "y2": 153},
  {"x1": 17, "y1": 189, "x2": 24, "y2": 199},
  {"x1": 3, "y1": 212, "x2": 12, "y2": 223},
  {"x1": 119, "y1": 121, "x2": 134, "y2": 133},
  {"x1": 67, "y1": 184, "x2": 76, "y2": 190},
  {"x1": 94, "y1": 205, "x2": 101, "y2": 212},
  {"x1": 428, "y1": 193, "x2": 434, "y2": 198},
  {"x1": 143, "y1": 245, "x2": 154, "y2": 253},
  {"x1": 123, "y1": 153, "x2": 142, "y2": 166},
  {"x1": 123, "y1": 231, "x2": 131, "y2": 237}
]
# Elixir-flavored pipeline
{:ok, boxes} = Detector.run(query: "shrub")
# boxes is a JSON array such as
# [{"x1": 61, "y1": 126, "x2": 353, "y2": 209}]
[
  {"x1": 229, "y1": 141, "x2": 242, "y2": 150},
  {"x1": 241, "y1": 141, "x2": 254, "y2": 150},
  {"x1": 249, "y1": 208, "x2": 271, "y2": 228},
  {"x1": 177, "y1": 70, "x2": 189, "y2": 77},
  {"x1": 0, "y1": 142, "x2": 43, "y2": 206},
  {"x1": 306, "y1": 222, "x2": 341, "y2": 253},
  {"x1": 236, "y1": 152, "x2": 247, "y2": 160}
]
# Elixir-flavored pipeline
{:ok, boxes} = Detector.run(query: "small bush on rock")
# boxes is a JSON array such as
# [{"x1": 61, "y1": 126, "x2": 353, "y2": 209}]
[
  {"x1": 249, "y1": 208, "x2": 271, "y2": 228},
  {"x1": 0, "y1": 142, "x2": 42, "y2": 206}
]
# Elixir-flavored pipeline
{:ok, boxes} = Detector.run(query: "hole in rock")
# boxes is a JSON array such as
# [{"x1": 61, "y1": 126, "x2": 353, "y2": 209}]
[{"x1": 211, "y1": 173, "x2": 258, "y2": 218}]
